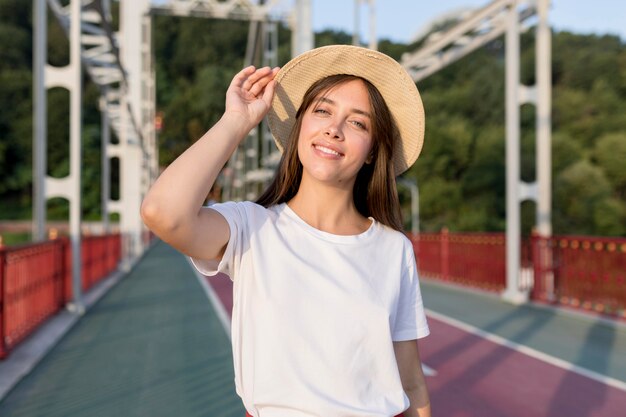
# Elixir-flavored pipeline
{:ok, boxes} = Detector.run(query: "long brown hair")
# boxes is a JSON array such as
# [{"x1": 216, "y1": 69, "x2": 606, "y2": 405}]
[{"x1": 256, "y1": 74, "x2": 403, "y2": 231}]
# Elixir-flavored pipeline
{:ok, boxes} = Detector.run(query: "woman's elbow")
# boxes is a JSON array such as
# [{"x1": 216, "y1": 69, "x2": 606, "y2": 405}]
[{"x1": 141, "y1": 196, "x2": 178, "y2": 235}]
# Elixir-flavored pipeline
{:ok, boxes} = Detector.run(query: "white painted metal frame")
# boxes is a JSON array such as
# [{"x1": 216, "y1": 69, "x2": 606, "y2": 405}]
[
  {"x1": 401, "y1": 0, "x2": 552, "y2": 303},
  {"x1": 117, "y1": 0, "x2": 151, "y2": 263},
  {"x1": 151, "y1": 0, "x2": 287, "y2": 20},
  {"x1": 290, "y1": 0, "x2": 313, "y2": 56},
  {"x1": 151, "y1": 0, "x2": 310, "y2": 200},
  {"x1": 401, "y1": 0, "x2": 536, "y2": 82},
  {"x1": 33, "y1": 0, "x2": 84, "y2": 312},
  {"x1": 352, "y1": 0, "x2": 377, "y2": 50},
  {"x1": 43, "y1": 0, "x2": 151, "y2": 263}
]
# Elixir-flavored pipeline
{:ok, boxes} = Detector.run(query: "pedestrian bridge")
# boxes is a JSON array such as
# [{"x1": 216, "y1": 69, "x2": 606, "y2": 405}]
[{"x1": 1, "y1": 240, "x2": 625, "y2": 416}]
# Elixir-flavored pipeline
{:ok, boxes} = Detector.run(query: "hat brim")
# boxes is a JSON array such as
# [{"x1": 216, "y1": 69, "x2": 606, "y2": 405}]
[{"x1": 268, "y1": 45, "x2": 425, "y2": 176}]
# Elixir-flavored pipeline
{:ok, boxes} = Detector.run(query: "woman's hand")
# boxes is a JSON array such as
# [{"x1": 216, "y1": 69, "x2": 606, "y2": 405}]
[{"x1": 225, "y1": 65, "x2": 279, "y2": 130}]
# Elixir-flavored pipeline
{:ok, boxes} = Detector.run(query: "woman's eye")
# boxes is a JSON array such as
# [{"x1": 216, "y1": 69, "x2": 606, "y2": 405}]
[
  {"x1": 314, "y1": 108, "x2": 329, "y2": 115},
  {"x1": 352, "y1": 120, "x2": 367, "y2": 130}
]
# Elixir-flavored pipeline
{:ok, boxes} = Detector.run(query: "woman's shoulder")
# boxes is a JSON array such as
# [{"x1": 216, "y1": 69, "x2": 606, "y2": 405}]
[{"x1": 374, "y1": 222, "x2": 415, "y2": 250}]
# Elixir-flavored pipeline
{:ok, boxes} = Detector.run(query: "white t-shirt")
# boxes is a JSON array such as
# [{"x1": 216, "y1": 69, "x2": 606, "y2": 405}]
[{"x1": 191, "y1": 202, "x2": 429, "y2": 417}]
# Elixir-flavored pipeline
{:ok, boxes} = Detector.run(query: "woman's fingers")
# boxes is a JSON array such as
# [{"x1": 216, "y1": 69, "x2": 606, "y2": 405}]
[
  {"x1": 230, "y1": 66, "x2": 279, "y2": 102},
  {"x1": 230, "y1": 65, "x2": 256, "y2": 89},
  {"x1": 248, "y1": 68, "x2": 278, "y2": 98},
  {"x1": 226, "y1": 66, "x2": 280, "y2": 122},
  {"x1": 261, "y1": 79, "x2": 276, "y2": 106},
  {"x1": 242, "y1": 66, "x2": 273, "y2": 95},
  {"x1": 260, "y1": 68, "x2": 279, "y2": 104}
]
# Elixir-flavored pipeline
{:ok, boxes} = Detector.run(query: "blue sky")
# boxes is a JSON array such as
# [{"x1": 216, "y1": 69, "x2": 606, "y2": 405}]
[{"x1": 311, "y1": 0, "x2": 626, "y2": 43}]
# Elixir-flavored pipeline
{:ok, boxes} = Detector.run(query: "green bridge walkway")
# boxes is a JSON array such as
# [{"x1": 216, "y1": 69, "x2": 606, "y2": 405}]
[{"x1": 0, "y1": 241, "x2": 244, "y2": 417}]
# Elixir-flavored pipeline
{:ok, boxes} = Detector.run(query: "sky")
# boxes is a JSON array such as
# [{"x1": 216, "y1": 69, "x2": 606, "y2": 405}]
[{"x1": 309, "y1": 0, "x2": 626, "y2": 43}]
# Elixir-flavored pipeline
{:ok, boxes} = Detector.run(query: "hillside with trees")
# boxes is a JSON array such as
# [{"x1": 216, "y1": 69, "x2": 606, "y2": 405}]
[{"x1": 0, "y1": 0, "x2": 624, "y2": 237}]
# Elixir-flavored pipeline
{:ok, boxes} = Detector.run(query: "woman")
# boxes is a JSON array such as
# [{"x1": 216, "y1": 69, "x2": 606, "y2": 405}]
[{"x1": 141, "y1": 45, "x2": 431, "y2": 417}]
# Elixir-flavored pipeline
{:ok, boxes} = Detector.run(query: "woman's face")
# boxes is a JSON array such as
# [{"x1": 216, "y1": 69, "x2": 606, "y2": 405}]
[{"x1": 297, "y1": 79, "x2": 373, "y2": 189}]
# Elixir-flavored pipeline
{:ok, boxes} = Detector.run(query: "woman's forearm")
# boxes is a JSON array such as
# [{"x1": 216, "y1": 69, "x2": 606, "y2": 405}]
[{"x1": 141, "y1": 112, "x2": 251, "y2": 234}]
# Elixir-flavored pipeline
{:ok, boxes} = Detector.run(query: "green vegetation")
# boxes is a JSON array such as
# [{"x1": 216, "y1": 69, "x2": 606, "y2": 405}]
[{"x1": 0, "y1": 0, "x2": 624, "y2": 236}]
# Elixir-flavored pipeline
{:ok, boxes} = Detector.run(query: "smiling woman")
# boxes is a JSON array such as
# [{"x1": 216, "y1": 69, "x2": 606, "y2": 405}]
[{"x1": 141, "y1": 45, "x2": 431, "y2": 417}]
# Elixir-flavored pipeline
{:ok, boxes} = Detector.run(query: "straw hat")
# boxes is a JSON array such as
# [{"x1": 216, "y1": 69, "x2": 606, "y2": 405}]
[{"x1": 268, "y1": 45, "x2": 425, "y2": 176}]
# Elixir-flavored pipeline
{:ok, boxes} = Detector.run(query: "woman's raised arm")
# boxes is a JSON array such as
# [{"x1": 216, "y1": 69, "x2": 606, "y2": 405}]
[{"x1": 141, "y1": 66, "x2": 278, "y2": 260}]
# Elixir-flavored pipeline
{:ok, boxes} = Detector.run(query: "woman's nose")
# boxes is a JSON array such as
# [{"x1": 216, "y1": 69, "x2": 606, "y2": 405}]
[{"x1": 324, "y1": 121, "x2": 343, "y2": 140}]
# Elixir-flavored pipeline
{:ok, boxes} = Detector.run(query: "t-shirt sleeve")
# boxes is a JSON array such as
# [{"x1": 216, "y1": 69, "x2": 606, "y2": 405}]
[
  {"x1": 391, "y1": 244, "x2": 430, "y2": 341},
  {"x1": 189, "y1": 201, "x2": 246, "y2": 281}
]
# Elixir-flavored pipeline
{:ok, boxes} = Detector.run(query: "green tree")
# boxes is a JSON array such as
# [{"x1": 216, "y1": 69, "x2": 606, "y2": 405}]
[
  {"x1": 554, "y1": 160, "x2": 613, "y2": 234},
  {"x1": 593, "y1": 132, "x2": 626, "y2": 197}
]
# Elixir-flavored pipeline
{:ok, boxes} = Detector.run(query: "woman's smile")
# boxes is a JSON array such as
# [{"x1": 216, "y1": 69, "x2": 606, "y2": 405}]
[{"x1": 312, "y1": 142, "x2": 344, "y2": 158}]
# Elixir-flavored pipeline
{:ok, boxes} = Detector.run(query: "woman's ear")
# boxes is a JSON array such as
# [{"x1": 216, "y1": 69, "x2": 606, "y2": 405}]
[{"x1": 365, "y1": 152, "x2": 374, "y2": 164}]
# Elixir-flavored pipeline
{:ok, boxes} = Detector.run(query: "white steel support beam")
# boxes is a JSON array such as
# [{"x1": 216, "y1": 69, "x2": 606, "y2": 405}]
[
  {"x1": 151, "y1": 0, "x2": 286, "y2": 20},
  {"x1": 42, "y1": 0, "x2": 149, "y2": 274},
  {"x1": 141, "y1": 13, "x2": 158, "y2": 197},
  {"x1": 352, "y1": 0, "x2": 377, "y2": 50},
  {"x1": 67, "y1": 0, "x2": 84, "y2": 313},
  {"x1": 502, "y1": 1, "x2": 527, "y2": 304},
  {"x1": 534, "y1": 0, "x2": 554, "y2": 298},
  {"x1": 100, "y1": 95, "x2": 110, "y2": 233},
  {"x1": 401, "y1": 0, "x2": 536, "y2": 82},
  {"x1": 291, "y1": 0, "x2": 313, "y2": 56},
  {"x1": 368, "y1": 0, "x2": 377, "y2": 50},
  {"x1": 46, "y1": 0, "x2": 132, "y2": 147},
  {"x1": 536, "y1": 0, "x2": 552, "y2": 238},
  {"x1": 119, "y1": 0, "x2": 150, "y2": 263},
  {"x1": 33, "y1": 0, "x2": 84, "y2": 312},
  {"x1": 397, "y1": 178, "x2": 420, "y2": 235},
  {"x1": 33, "y1": 0, "x2": 47, "y2": 242},
  {"x1": 400, "y1": 0, "x2": 552, "y2": 302}
]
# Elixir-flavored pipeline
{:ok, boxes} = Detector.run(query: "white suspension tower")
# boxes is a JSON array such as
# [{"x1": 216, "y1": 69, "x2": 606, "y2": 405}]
[
  {"x1": 33, "y1": 0, "x2": 156, "y2": 314},
  {"x1": 401, "y1": 0, "x2": 552, "y2": 303}
]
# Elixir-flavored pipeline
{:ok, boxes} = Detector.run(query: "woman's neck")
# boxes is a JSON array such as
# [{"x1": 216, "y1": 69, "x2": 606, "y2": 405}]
[{"x1": 287, "y1": 176, "x2": 371, "y2": 235}]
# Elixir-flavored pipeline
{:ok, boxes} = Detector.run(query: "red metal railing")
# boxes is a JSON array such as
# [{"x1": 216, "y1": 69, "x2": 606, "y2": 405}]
[
  {"x1": 0, "y1": 234, "x2": 122, "y2": 359},
  {"x1": 0, "y1": 239, "x2": 67, "y2": 358},
  {"x1": 410, "y1": 229, "x2": 506, "y2": 292},
  {"x1": 411, "y1": 230, "x2": 626, "y2": 318},
  {"x1": 532, "y1": 235, "x2": 626, "y2": 317},
  {"x1": 82, "y1": 234, "x2": 122, "y2": 292}
]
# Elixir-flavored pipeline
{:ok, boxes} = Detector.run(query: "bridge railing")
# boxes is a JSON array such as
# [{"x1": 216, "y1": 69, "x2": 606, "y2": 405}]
[
  {"x1": 0, "y1": 234, "x2": 122, "y2": 359},
  {"x1": 410, "y1": 230, "x2": 626, "y2": 319},
  {"x1": 409, "y1": 230, "x2": 507, "y2": 292},
  {"x1": 532, "y1": 234, "x2": 626, "y2": 318}
]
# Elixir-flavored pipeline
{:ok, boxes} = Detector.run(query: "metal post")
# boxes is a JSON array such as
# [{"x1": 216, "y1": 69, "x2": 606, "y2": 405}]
[
  {"x1": 291, "y1": 0, "x2": 313, "y2": 56},
  {"x1": 502, "y1": 1, "x2": 527, "y2": 304},
  {"x1": 397, "y1": 177, "x2": 419, "y2": 235},
  {"x1": 34, "y1": 0, "x2": 83, "y2": 312},
  {"x1": 535, "y1": 0, "x2": 554, "y2": 299},
  {"x1": 119, "y1": 0, "x2": 150, "y2": 263},
  {"x1": 536, "y1": 0, "x2": 551, "y2": 238},
  {"x1": 353, "y1": 0, "x2": 377, "y2": 50},
  {"x1": 368, "y1": 0, "x2": 377, "y2": 50},
  {"x1": 33, "y1": 0, "x2": 47, "y2": 242},
  {"x1": 353, "y1": 0, "x2": 360, "y2": 46},
  {"x1": 68, "y1": 0, "x2": 83, "y2": 313},
  {"x1": 141, "y1": 13, "x2": 156, "y2": 196},
  {"x1": 100, "y1": 95, "x2": 110, "y2": 233}
]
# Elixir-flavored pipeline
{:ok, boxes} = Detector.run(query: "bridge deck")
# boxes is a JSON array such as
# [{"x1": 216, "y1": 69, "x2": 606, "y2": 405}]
[
  {"x1": 0, "y1": 240, "x2": 625, "y2": 416},
  {"x1": 0, "y1": 241, "x2": 244, "y2": 417}
]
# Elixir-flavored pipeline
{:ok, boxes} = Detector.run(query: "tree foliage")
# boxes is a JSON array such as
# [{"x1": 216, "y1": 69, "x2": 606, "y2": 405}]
[
  {"x1": 0, "y1": 0, "x2": 624, "y2": 236},
  {"x1": 405, "y1": 30, "x2": 626, "y2": 236}
]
